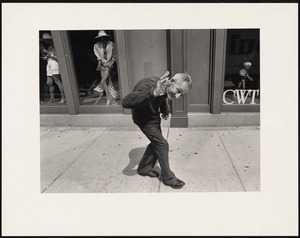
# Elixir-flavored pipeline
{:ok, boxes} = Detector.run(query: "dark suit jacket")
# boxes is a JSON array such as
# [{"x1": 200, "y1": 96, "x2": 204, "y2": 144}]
[{"x1": 122, "y1": 77, "x2": 169, "y2": 127}]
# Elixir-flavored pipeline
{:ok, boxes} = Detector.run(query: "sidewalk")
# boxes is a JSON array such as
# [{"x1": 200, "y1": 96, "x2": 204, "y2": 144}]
[{"x1": 40, "y1": 126, "x2": 260, "y2": 193}]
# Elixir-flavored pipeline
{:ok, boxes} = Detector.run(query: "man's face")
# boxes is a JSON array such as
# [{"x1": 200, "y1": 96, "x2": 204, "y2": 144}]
[{"x1": 165, "y1": 74, "x2": 190, "y2": 100}]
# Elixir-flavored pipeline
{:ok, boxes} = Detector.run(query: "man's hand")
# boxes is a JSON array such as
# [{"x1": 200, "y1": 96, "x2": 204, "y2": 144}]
[
  {"x1": 153, "y1": 71, "x2": 170, "y2": 97},
  {"x1": 161, "y1": 113, "x2": 169, "y2": 120},
  {"x1": 160, "y1": 71, "x2": 170, "y2": 80}
]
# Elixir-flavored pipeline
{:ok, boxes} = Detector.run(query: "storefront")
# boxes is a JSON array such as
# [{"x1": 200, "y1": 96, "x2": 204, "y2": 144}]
[{"x1": 40, "y1": 29, "x2": 260, "y2": 127}]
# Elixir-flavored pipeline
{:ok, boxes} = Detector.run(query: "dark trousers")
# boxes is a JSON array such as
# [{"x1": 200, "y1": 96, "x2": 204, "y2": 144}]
[{"x1": 138, "y1": 125, "x2": 176, "y2": 183}]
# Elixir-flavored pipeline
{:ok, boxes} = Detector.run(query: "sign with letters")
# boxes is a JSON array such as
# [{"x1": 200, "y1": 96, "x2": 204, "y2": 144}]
[{"x1": 223, "y1": 89, "x2": 260, "y2": 105}]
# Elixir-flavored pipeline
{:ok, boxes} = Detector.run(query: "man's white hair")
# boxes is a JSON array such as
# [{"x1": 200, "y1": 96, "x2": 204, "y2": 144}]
[{"x1": 174, "y1": 72, "x2": 192, "y2": 91}]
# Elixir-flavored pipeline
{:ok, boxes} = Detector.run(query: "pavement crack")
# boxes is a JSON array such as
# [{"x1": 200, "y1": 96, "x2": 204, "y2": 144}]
[
  {"x1": 42, "y1": 129, "x2": 106, "y2": 193},
  {"x1": 40, "y1": 130, "x2": 59, "y2": 139},
  {"x1": 217, "y1": 131, "x2": 246, "y2": 192}
]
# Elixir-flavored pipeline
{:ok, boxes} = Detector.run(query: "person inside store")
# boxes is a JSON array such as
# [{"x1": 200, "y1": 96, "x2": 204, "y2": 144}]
[
  {"x1": 93, "y1": 30, "x2": 118, "y2": 105},
  {"x1": 122, "y1": 71, "x2": 192, "y2": 189},
  {"x1": 40, "y1": 32, "x2": 66, "y2": 104}
]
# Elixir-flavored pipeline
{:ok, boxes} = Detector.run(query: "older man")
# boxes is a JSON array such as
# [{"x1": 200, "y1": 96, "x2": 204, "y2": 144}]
[{"x1": 122, "y1": 71, "x2": 192, "y2": 189}]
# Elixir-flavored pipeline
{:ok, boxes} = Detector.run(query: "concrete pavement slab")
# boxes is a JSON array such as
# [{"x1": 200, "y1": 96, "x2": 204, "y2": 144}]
[
  {"x1": 159, "y1": 128, "x2": 245, "y2": 192},
  {"x1": 40, "y1": 128, "x2": 106, "y2": 192},
  {"x1": 40, "y1": 130, "x2": 50, "y2": 138},
  {"x1": 218, "y1": 129, "x2": 260, "y2": 191},
  {"x1": 40, "y1": 127, "x2": 66, "y2": 138},
  {"x1": 43, "y1": 128, "x2": 168, "y2": 193},
  {"x1": 41, "y1": 126, "x2": 259, "y2": 193}
]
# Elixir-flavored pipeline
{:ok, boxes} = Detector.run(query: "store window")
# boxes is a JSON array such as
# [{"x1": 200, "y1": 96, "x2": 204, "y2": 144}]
[
  {"x1": 39, "y1": 31, "x2": 67, "y2": 105},
  {"x1": 223, "y1": 29, "x2": 260, "y2": 107},
  {"x1": 68, "y1": 30, "x2": 120, "y2": 106}
]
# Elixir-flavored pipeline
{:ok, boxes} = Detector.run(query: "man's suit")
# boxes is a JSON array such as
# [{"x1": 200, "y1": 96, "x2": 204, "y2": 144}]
[{"x1": 122, "y1": 77, "x2": 176, "y2": 183}]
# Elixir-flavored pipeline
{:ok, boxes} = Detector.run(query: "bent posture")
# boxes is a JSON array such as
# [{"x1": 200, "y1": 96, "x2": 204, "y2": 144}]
[{"x1": 122, "y1": 71, "x2": 192, "y2": 189}]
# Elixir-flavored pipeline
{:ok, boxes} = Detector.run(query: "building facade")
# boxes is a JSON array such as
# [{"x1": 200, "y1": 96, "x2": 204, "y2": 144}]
[{"x1": 40, "y1": 29, "x2": 260, "y2": 127}]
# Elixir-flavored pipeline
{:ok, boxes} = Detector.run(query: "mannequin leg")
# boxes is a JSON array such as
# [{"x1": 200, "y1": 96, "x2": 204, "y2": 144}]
[
  {"x1": 108, "y1": 76, "x2": 113, "y2": 88},
  {"x1": 47, "y1": 76, "x2": 55, "y2": 103},
  {"x1": 53, "y1": 74, "x2": 66, "y2": 103},
  {"x1": 100, "y1": 70, "x2": 111, "y2": 105},
  {"x1": 242, "y1": 81, "x2": 246, "y2": 89}
]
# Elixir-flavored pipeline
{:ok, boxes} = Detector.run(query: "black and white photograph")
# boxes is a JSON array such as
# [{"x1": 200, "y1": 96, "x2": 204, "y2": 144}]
[
  {"x1": 39, "y1": 28, "x2": 260, "y2": 193},
  {"x1": 2, "y1": 3, "x2": 298, "y2": 236}
]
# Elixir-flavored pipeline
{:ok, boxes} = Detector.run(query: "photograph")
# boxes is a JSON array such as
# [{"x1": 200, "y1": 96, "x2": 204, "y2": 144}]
[
  {"x1": 40, "y1": 29, "x2": 260, "y2": 193},
  {"x1": 2, "y1": 3, "x2": 298, "y2": 236}
]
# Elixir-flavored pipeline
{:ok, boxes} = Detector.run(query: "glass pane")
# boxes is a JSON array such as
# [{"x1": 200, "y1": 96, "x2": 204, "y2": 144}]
[
  {"x1": 68, "y1": 30, "x2": 120, "y2": 106},
  {"x1": 39, "y1": 31, "x2": 67, "y2": 105},
  {"x1": 223, "y1": 29, "x2": 260, "y2": 106}
]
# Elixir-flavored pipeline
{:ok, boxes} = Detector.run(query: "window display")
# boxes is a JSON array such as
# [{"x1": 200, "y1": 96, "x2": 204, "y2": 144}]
[
  {"x1": 223, "y1": 29, "x2": 260, "y2": 106},
  {"x1": 68, "y1": 30, "x2": 120, "y2": 106},
  {"x1": 39, "y1": 31, "x2": 66, "y2": 105}
]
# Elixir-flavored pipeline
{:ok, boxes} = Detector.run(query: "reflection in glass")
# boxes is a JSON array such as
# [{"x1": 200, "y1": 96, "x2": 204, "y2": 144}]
[
  {"x1": 223, "y1": 29, "x2": 260, "y2": 105},
  {"x1": 69, "y1": 30, "x2": 120, "y2": 106},
  {"x1": 39, "y1": 31, "x2": 66, "y2": 105}
]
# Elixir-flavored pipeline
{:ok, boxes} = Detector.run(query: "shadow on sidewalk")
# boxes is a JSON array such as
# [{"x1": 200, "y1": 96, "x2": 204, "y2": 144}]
[
  {"x1": 123, "y1": 147, "x2": 161, "y2": 177},
  {"x1": 122, "y1": 147, "x2": 145, "y2": 176}
]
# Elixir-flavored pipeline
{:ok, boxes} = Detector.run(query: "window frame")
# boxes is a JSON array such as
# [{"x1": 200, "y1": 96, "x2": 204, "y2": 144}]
[{"x1": 40, "y1": 30, "x2": 125, "y2": 115}]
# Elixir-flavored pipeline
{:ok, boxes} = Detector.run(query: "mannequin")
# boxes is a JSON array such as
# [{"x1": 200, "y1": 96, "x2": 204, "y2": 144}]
[
  {"x1": 40, "y1": 33, "x2": 66, "y2": 103},
  {"x1": 238, "y1": 61, "x2": 254, "y2": 89},
  {"x1": 93, "y1": 30, "x2": 118, "y2": 105}
]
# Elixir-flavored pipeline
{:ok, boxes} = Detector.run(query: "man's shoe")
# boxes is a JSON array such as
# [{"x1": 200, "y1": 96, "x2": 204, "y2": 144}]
[
  {"x1": 138, "y1": 170, "x2": 159, "y2": 178},
  {"x1": 163, "y1": 178, "x2": 185, "y2": 189}
]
